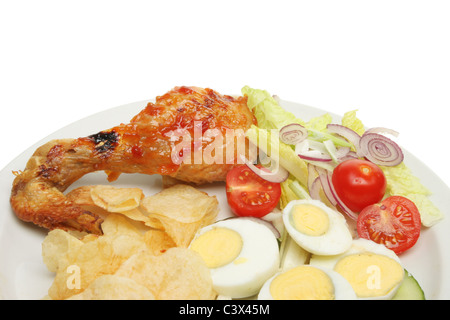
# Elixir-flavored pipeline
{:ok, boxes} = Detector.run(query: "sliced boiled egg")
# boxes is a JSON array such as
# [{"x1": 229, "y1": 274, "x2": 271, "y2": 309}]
[
  {"x1": 189, "y1": 217, "x2": 280, "y2": 299},
  {"x1": 258, "y1": 265, "x2": 356, "y2": 300},
  {"x1": 310, "y1": 238, "x2": 404, "y2": 300},
  {"x1": 282, "y1": 199, "x2": 353, "y2": 256}
]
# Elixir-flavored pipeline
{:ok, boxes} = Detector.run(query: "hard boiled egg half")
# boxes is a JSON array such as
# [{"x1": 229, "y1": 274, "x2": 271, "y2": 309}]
[
  {"x1": 258, "y1": 265, "x2": 356, "y2": 300},
  {"x1": 310, "y1": 238, "x2": 404, "y2": 300},
  {"x1": 282, "y1": 199, "x2": 353, "y2": 256},
  {"x1": 189, "y1": 217, "x2": 280, "y2": 299}
]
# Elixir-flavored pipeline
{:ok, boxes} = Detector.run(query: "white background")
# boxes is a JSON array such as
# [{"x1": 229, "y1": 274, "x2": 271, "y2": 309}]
[{"x1": 1, "y1": 0, "x2": 449, "y2": 187}]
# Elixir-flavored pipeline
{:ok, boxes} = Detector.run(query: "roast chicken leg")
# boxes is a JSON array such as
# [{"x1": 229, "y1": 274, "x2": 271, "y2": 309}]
[{"x1": 10, "y1": 86, "x2": 256, "y2": 234}]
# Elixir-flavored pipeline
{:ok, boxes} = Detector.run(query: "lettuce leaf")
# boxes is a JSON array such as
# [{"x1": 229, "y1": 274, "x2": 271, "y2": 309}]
[
  {"x1": 305, "y1": 113, "x2": 333, "y2": 131},
  {"x1": 381, "y1": 163, "x2": 444, "y2": 227},
  {"x1": 280, "y1": 176, "x2": 301, "y2": 210},
  {"x1": 341, "y1": 109, "x2": 365, "y2": 136},
  {"x1": 241, "y1": 85, "x2": 305, "y2": 129},
  {"x1": 242, "y1": 86, "x2": 351, "y2": 147},
  {"x1": 245, "y1": 125, "x2": 308, "y2": 187}
]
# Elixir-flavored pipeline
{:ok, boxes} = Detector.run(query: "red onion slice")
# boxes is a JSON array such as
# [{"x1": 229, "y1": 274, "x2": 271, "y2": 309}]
[
  {"x1": 240, "y1": 155, "x2": 289, "y2": 183},
  {"x1": 307, "y1": 164, "x2": 322, "y2": 201},
  {"x1": 315, "y1": 167, "x2": 338, "y2": 207},
  {"x1": 307, "y1": 164, "x2": 317, "y2": 192},
  {"x1": 358, "y1": 133, "x2": 404, "y2": 167},
  {"x1": 325, "y1": 171, "x2": 359, "y2": 220},
  {"x1": 326, "y1": 124, "x2": 361, "y2": 147},
  {"x1": 279, "y1": 123, "x2": 308, "y2": 145},
  {"x1": 299, "y1": 141, "x2": 352, "y2": 165},
  {"x1": 365, "y1": 127, "x2": 399, "y2": 137},
  {"x1": 337, "y1": 150, "x2": 359, "y2": 162},
  {"x1": 336, "y1": 146, "x2": 351, "y2": 159},
  {"x1": 298, "y1": 150, "x2": 333, "y2": 162},
  {"x1": 309, "y1": 176, "x2": 322, "y2": 201}
]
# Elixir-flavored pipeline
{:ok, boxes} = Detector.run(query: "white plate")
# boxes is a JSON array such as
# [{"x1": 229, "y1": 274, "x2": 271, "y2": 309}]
[{"x1": 0, "y1": 99, "x2": 449, "y2": 300}]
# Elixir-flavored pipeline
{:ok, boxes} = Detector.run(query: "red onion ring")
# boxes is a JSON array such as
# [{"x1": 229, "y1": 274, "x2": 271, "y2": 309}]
[
  {"x1": 240, "y1": 155, "x2": 289, "y2": 183},
  {"x1": 298, "y1": 145, "x2": 350, "y2": 163},
  {"x1": 326, "y1": 124, "x2": 361, "y2": 147},
  {"x1": 365, "y1": 127, "x2": 399, "y2": 137},
  {"x1": 279, "y1": 123, "x2": 308, "y2": 145},
  {"x1": 336, "y1": 146, "x2": 351, "y2": 159},
  {"x1": 309, "y1": 176, "x2": 322, "y2": 201},
  {"x1": 358, "y1": 132, "x2": 404, "y2": 167},
  {"x1": 307, "y1": 164, "x2": 358, "y2": 220},
  {"x1": 307, "y1": 164, "x2": 317, "y2": 192},
  {"x1": 338, "y1": 150, "x2": 358, "y2": 161},
  {"x1": 315, "y1": 167, "x2": 338, "y2": 207},
  {"x1": 328, "y1": 124, "x2": 404, "y2": 167},
  {"x1": 325, "y1": 171, "x2": 359, "y2": 220},
  {"x1": 298, "y1": 151, "x2": 333, "y2": 162}
]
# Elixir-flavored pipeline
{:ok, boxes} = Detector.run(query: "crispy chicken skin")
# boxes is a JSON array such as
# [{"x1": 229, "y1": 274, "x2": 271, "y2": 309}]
[{"x1": 10, "y1": 86, "x2": 256, "y2": 234}]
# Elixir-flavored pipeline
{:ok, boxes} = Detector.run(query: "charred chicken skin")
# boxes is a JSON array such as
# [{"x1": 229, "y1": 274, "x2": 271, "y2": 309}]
[{"x1": 10, "y1": 86, "x2": 256, "y2": 234}]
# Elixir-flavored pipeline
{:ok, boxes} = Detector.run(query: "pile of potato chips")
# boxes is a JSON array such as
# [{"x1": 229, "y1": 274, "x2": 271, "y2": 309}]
[{"x1": 42, "y1": 184, "x2": 219, "y2": 300}]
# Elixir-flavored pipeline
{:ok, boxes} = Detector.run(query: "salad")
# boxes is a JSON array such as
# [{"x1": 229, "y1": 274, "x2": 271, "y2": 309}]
[{"x1": 218, "y1": 86, "x2": 444, "y2": 299}]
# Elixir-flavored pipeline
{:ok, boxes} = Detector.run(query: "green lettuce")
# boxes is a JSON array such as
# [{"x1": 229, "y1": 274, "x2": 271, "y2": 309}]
[
  {"x1": 245, "y1": 125, "x2": 308, "y2": 187},
  {"x1": 381, "y1": 163, "x2": 444, "y2": 227},
  {"x1": 242, "y1": 86, "x2": 351, "y2": 147},
  {"x1": 341, "y1": 109, "x2": 365, "y2": 135},
  {"x1": 341, "y1": 110, "x2": 443, "y2": 227},
  {"x1": 305, "y1": 113, "x2": 333, "y2": 131},
  {"x1": 241, "y1": 85, "x2": 305, "y2": 129}
]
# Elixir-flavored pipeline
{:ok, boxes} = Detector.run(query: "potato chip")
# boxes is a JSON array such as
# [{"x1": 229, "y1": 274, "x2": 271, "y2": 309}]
[
  {"x1": 96, "y1": 214, "x2": 147, "y2": 261},
  {"x1": 47, "y1": 234, "x2": 114, "y2": 299},
  {"x1": 148, "y1": 214, "x2": 207, "y2": 248},
  {"x1": 141, "y1": 185, "x2": 219, "y2": 224},
  {"x1": 81, "y1": 234, "x2": 99, "y2": 243},
  {"x1": 66, "y1": 275, "x2": 155, "y2": 300},
  {"x1": 140, "y1": 185, "x2": 219, "y2": 247},
  {"x1": 42, "y1": 229, "x2": 84, "y2": 273},
  {"x1": 91, "y1": 185, "x2": 144, "y2": 212},
  {"x1": 118, "y1": 208, "x2": 156, "y2": 228},
  {"x1": 115, "y1": 247, "x2": 216, "y2": 300},
  {"x1": 68, "y1": 186, "x2": 158, "y2": 228},
  {"x1": 101, "y1": 213, "x2": 143, "y2": 237},
  {"x1": 46, "y1": 214, "x2": 147, "y2": 300},
  {"x1": 143, "y1": 229, "x2": 176, "y2": 255},
  {"x1": 43, "y1": 185, "x2": 221, "y2": 300}
]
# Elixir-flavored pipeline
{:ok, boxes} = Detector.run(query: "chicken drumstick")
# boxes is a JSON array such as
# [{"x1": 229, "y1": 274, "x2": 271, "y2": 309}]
[{"x1": 10, "y1": 86, "x2": 256, "y2": 234}]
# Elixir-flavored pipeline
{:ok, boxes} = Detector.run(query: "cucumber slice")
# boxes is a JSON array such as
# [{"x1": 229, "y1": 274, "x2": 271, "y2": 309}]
[{"x1": 392, "y1": 269, "x2": 425, "y2": 300}]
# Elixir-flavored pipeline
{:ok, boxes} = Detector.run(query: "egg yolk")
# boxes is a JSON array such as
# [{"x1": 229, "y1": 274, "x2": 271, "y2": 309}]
[
  {"x1": 291, "y1": 204, "x2": 329, "y2": 236},
  {"x1": 269, "y1": 266, "x2": 335, "y2": 300},
  {"x1": 334, "y1": 253, "x2": 404, "y2": 298},
  {"x1": 190, "y1": 227, "x2": 243, "y2": 269}
]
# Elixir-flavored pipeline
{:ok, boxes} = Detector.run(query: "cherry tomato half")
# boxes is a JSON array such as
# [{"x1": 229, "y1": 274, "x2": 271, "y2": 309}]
[
  {"x1": 226, "y1": 165, "x2": 281, "y2": 218},
  {"x1": 332, "y1": 159, "x2": 387, "y2": 213},
  {"x1": 357, "y1": 196, "x2": 421, "y2": 254}
]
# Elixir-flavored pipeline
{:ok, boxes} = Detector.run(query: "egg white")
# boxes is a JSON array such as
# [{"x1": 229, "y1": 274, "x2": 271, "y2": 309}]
[
  {"x1": 310, "y1": 238, "x2": 404, "y2": 300},
  {"x1": 257, "y1": 265, "x2": 357, "y2": 300},
  {"x1": 189, "y1": 218, "x2": 280, "y2": 299},
  {"x1": 282, "y1": 199, "x2": 353, "y2": 256}
]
